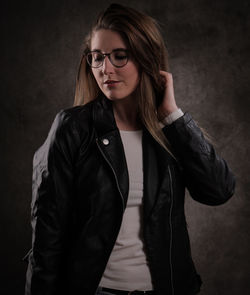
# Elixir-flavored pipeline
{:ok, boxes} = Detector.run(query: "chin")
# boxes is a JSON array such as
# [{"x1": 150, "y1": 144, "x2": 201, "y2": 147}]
[{"x1": 103, "y1": 91, "x2": 128, "y2": 101}]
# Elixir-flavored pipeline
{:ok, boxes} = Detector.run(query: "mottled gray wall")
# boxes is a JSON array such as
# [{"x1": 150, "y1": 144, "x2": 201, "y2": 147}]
[{"x1": 1, "y1": 0, "x2": 249, "y2": 294}]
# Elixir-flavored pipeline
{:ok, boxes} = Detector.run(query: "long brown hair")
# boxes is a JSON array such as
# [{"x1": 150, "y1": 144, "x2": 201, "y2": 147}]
[{"x1": 74, "y1": 3, "x2": 175, "y2": 156}]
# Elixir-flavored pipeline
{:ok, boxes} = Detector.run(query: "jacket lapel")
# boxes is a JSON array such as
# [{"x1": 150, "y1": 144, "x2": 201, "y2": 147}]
[
  {"x1": 93, "y1": 95, "x2": 129, "y2": 209},
  {"x1": 142, "y1": 129, "x2": 173, "y2": 221},
  {"x1": 142, "y1": 130, "x2": 160, "y2": 220}
]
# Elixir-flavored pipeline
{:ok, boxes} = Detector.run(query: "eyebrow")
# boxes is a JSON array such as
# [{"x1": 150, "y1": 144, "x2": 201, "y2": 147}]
[{"x1": 91, "y1": 47, "x2": 128, "y2": 52}]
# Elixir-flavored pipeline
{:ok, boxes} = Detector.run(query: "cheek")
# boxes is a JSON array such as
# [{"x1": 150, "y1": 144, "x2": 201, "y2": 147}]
[
  {"x1": 129, "y1": 61, "x2": 139, "y2": 76},
  {"x1": 126, "y1": 65, "x2": 140, "y2": 85}
]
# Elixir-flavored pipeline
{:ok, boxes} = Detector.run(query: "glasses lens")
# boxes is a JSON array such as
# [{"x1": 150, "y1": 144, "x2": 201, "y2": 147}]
[
  {"x1": 110, "y1": 50, "x2": 128, "y2": 67},
  {"x1": 87, "y1": 50, "x2": 129, "y2": 68},
  {"x1": 87, "y1": 52, "x2": 104, "y2": 68}
]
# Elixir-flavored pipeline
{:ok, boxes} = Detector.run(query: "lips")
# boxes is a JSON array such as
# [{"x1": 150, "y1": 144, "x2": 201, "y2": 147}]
[{"x1": 104, "y1": 80, "x2": 120, "y2": 84}]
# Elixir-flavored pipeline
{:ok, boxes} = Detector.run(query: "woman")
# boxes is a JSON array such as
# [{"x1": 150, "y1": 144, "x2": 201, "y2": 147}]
[{"x1": 24, "y1": 3, "x2": 235, "y2": 295}]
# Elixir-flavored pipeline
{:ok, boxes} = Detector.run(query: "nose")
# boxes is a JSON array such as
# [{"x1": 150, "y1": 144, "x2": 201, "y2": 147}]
[{"x1": 101, "y1": 56, "x2": 115, "y2": 75}]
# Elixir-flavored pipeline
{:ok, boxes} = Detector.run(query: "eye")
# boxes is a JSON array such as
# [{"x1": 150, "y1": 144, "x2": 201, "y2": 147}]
[
  {"x1": 93, "y1": 53, "x2": 103, "y2": 62},
  {"x1": 114, "y1": 51, "x2": 127, "y2": 59}
]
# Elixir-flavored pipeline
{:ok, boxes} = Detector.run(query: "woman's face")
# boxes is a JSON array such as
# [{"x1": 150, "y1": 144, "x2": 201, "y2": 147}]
[{"x1": 90, "y1": 29, "x2": 140, "y2": 102}]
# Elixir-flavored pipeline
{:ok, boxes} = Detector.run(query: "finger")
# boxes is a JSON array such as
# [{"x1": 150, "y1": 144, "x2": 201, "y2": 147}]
[
  {"x1": 160, "y1": 71, "x2": 173, "y2": 86},
  {"x1": 159, "y1": 70, "x2": 172, "y2": 75}
]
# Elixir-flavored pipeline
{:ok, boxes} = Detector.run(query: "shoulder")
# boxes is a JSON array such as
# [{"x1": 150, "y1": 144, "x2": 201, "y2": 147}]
[
  {"x1": 38, "y1": 99, "x2": 99, "y2": 152},
  {"x1": 50, "y1": 99, "x2": 99, "y2": 139},
  {"x1": 34, "y1": 100, "x2": 99, "y2": 166}
]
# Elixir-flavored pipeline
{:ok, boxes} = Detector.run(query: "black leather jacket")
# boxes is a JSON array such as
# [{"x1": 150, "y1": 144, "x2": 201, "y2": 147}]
[{"x1": 24, "y1": 95, "x2": 235, "y2": 295}]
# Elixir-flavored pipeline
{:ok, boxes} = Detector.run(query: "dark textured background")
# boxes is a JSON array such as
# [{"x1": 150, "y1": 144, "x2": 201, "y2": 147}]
[{"x1": 1, "y1": 0, "x2": 249, "y2": 294}]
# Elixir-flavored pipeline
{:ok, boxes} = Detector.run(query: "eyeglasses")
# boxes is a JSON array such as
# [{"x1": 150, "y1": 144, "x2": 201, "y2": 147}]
[{"x1": 86, "y1": 49, "x2": 129, "y2": 68}]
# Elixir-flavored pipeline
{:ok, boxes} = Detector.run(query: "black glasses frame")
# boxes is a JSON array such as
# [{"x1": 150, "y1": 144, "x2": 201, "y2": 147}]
[{"x1": 86, "y1": 49, "x2": 129, "y2": 68}]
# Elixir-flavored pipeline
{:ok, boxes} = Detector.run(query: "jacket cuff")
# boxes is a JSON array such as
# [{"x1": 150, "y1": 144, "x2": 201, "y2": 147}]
[
  {"x1": 162, "y1": 112, "x2": 208, "y2": 157},
  {"x1": 159, "y1": 108, "x2": 184, "y2": 128}
]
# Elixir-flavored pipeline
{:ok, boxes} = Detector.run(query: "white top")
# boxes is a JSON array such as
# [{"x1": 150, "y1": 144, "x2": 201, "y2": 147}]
[{"x1": 99, "y1": 110, "x2": 184, "y2": 291}]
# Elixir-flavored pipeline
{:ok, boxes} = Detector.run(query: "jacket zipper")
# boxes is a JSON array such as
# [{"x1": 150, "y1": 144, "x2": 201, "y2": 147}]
[
  {"x1": 94, "y1": 138, "x2": 126, "y2": 294},
  {"x1": 168, "y1": 165, "x2": 175, "y2": 295},
  {"x1": 96, "y1": 138, "x2": 125, "y2": 212}
]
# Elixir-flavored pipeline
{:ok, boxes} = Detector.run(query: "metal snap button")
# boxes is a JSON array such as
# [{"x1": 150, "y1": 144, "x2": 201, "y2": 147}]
[{"x1": 102, "y1": 138, "x2": 109, "y2": 145}]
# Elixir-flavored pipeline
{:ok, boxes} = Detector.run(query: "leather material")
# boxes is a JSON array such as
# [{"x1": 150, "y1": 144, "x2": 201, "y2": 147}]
[{"x1": 24, "y1": 94, "x2": 235, "y2": 295}]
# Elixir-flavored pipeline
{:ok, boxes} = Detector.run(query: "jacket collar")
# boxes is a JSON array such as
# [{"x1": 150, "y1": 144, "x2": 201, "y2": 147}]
[{"x1": 92, "y1": 95, "x2": 117, "y2": 138}]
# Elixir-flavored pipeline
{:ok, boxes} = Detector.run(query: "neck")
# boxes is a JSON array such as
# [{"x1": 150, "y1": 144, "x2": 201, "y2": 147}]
[{"x1": 112, "y1": 97, "x2": 142, "y2": 131}]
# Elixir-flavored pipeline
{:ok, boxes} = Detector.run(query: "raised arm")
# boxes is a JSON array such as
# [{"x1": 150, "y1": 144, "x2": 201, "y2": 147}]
[
  {"x1": 158, "y1": 70, "x2": 235, "y2": 205},
  {"x1": 163, "y1": 113, "x2": 235, "y2": 205}
]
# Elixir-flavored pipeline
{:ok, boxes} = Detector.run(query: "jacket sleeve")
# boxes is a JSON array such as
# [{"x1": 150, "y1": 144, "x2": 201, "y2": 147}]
[
  {"x1": 24, "y1": 110, "x2": 81, "y2": 295},
  {"x1": 163, "y1": 113, "x2": 236, "y2": 205}
]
